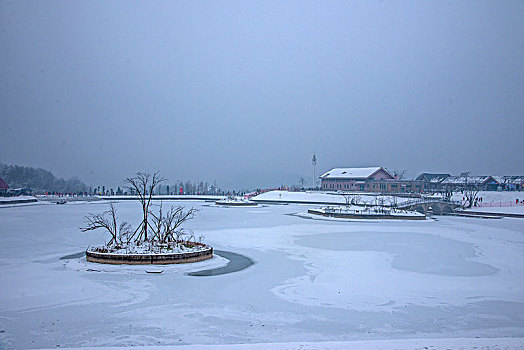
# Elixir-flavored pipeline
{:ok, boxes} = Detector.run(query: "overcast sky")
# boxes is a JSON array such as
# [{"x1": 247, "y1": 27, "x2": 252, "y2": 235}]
[{"x1": 1, "y1": 1, "x2": 523, "y2": 189}]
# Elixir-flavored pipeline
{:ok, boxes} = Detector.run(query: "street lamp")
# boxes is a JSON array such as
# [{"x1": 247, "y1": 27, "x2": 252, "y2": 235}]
[{"x1": 312, "y1": 153, "x2": 317, "y2": 189}]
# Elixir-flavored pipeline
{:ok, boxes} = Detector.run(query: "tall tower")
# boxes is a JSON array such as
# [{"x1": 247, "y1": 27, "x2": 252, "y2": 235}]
[{"x1": 312, "y1": 153, "x2": 317, "y2": 189}]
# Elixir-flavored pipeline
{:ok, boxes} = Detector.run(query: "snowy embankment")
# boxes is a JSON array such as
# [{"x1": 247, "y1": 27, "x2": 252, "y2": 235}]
[
  {"x1": 99, "y1": 194, "x2": 226, "y2": 201},
  {"x1": 452, "y1": 191, "x2": 524, "y2": 215},
  {"x1": 463, "y1": 206, "x2": 524, "y2": 215},
  {"x1": 53, "y1": 337, "x2": 524, "y2": 350},
  {"x1": 451, "y1": 190, "x2": 524, "y2": 203},
  {"x1": 250, "y1": 190, "x2": 412, "y2": 206},
  {"x1": 36, "y1": 195, "x2": 101, "y2": 203},
  {"x1": 0, "y1": 195, "x2": 38, "y2": 206}
]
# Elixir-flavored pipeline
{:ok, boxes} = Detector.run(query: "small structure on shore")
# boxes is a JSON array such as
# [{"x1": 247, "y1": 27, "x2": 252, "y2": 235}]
[
  {"x1": 81, "y1": 172, "x2": 213, "y2": 265},
  {"x1": 308, "y1": 205, "x2": 426, "y2": 220}
]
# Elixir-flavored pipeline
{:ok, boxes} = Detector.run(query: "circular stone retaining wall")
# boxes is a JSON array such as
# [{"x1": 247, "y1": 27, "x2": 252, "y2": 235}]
[{"x1": 86, "y1": 246, "x2": 213, "y2": 265}]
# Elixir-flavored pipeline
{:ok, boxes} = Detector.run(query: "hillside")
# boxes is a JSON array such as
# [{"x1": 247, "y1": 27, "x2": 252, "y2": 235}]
[{"x1": 0, "y1": 163, "x2": 87, "y2": 193}]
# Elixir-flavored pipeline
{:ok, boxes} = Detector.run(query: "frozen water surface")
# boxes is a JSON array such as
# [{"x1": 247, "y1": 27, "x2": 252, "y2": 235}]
[
  {"x1": 297, "y1": 231, "x2": 498, "y2": 276},
  {"x1": 188, "y1": 250, "x2": 254, "y2": 276},
  {"x1": 1, "y1": 201, "x2": 524, "y2": 348}
]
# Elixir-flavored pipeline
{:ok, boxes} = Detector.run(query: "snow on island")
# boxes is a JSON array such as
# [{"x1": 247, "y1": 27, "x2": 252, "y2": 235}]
[
  {"x1": 308, "y1": 205, "x2": 426, "y2": 220},
  {"x1": 216, "y1": 196, "x2": 258, "y2": 206}
]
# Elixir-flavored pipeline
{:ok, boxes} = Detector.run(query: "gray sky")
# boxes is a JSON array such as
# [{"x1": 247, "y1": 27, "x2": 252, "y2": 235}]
[{"x1": 1, "y1": 1, "x2": 523, "y2": 189}]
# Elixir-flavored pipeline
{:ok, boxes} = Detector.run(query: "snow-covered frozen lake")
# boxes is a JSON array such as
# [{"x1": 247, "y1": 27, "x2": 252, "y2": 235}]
[{"x1": 1, "y1": 200, "x2": 524, "y2": 349}]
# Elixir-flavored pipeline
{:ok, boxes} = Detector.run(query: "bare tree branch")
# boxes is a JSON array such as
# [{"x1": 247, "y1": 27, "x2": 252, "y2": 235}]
[
  {"x1": 125, "y1": 172, "x2": 165, "y2": 242},
  {"x1": 82, "y1": 172, "x2": 203, "y2": 252},
  {"x1": 80, "y1": 203, "x2": 121, "y2": 246}
]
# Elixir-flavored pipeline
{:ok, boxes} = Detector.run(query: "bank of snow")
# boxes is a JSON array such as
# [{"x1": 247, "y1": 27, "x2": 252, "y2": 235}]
[
  {"x1": 0, "y1": 195, "x2": 38, "y2": 206},
  {"x1": 99, "y1": 194, "x2": 225, "y2": 201},
  {"x1": 251, "y1": 190, "x2": 413, "y2": 206},
  {"x1": 51, "y1": 337, "x2": 524, "y2": 350},
  {"x1": 452, "y1": 191, "x2": 524, "y2": 215},
  {"x1": 451, "y1": 191, "x2": 524, "y2": 204}
]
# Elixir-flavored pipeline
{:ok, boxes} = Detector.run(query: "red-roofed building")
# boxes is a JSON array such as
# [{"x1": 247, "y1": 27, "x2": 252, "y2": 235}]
[
  {"x1": 320, "y1": 167, "x2": 424, "y2": 193},
  {"x1": 0, "y1": 177, "x2": 9, "y2": 195}
]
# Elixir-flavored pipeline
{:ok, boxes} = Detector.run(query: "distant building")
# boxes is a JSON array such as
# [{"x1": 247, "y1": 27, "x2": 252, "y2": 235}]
[
  {"x1": 320, "y1": 167, "x2": 424, "y2": 193},
  {"x1": 7, "y1": 187, "x2": 33, "y2": 196},
  {"x1": 0, "y1": 178, "x2": 9, "y2": 196},
  {"x1": 440, "y1": 175, "x2": 500, "y2": 191},
  {"x1": 415, "y1": 173, "x2": 524, "y2": 192},
  {"x1": 415, "y1": 173, "x2": 451, "y2": 192},
  {"x1": 495, "y1": 176, "x2": 524, "y2": 191}
]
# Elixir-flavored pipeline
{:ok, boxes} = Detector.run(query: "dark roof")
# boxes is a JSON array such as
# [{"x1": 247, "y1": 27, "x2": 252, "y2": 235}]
[
  {"x1": 441, "y1": 175, "x2": 499, "y2": 185},
  {"x1": 0, "y1": 177, "x2": 9, "y2": 190},
  {"x1": 415, "y1": 173, "x2": 451, "y2": 183}
]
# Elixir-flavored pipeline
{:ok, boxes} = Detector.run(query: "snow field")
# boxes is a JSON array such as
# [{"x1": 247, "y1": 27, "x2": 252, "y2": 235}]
[{"x1": 51, "y1": 337, "x2": 524, "y2": 350}]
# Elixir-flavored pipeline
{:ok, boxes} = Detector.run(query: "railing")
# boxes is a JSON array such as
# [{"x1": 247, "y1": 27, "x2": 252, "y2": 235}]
[
  {"x1": 475, "y1": 201, "x2": 524, "y2": 208},
  {"x1": 396, "y1": 198, "x2": 461, "y2": 208}
]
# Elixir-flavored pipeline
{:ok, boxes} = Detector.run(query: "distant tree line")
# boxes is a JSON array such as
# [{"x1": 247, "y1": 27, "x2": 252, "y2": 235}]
[
  {"x1": 0, "y1": 163, "x2": 88, "y2": 194},
  {"x1": 160, "y1": 181, "x2": 218, "y2": 195},
  {"x1": 162, "y1": 181, "x2": 250, "y2": 196},
  {"x1": 94, "y1": 180, "x2": 229, "y2": 196},
  {"x1": 0, "y1": 163, "x2": 248, "y2": 196}
]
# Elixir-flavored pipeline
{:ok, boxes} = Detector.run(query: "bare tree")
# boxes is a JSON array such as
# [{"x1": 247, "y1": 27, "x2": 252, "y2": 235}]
[
  {"x1": 80, "y1": 203, "x2": 131, "y2": 247},
  {"x1": 298, "y1": 177, "x2": 305, "y2": 189},
  {"x1": 387, "y1": 195, "x2": 398, "y2": 207},
  {"x1": 125, "y1": 172, "x2": 165, "y2": 242},
  {"x1": 175, "y1": 229, "x2": 185, "y2": 243},
  {"x1": 149, "y1": 204, "x2": 199, "y2": 245},
  {"x1": 119, "y1": 221, "x2": 133, "y2": 245},
  {"x1": 459, "y1": 171, "x2": 480, "y2": 209},
  {"x1": 81, "y1": 172, "x2": 203, "y2": 254},
  {"x1": 351, "y1": 194, "x2": 362, "y2": 205},
  {"x1": 149, "y1": 202, "x2": 165, "y2": 243},
  {"x1": 464, "y1": 187, "x2": 480, "y2": 209},
  {"x1": 374, "y1": 196, "x2": 386, "y2": 207},
  {"x1": 164, "y1": 206, "x2": 198, "y2": 245},
  {"x1": 342, "y1": 194, "x2": 352, "y2": 207},
  {"x1": 342, "y1": 193, "x2": 362, "y2": 206},
  {"x1": 394, "y1": 169, "x2": 407, "y2": 180}
]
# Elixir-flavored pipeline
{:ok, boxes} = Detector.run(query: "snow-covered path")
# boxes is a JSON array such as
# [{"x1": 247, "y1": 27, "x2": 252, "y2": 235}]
[{"x1": 1, "y1": 201, "x2": 523, "y2": 349}]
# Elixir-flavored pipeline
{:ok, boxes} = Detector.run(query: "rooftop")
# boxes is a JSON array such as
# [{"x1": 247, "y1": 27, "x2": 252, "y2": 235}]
[
  {"x1": 0, "y1": 177, "x2": 9, "y2": 190},
  {"x1": 416, "y1": 173, "x2": 451, "y2": 183},
  {"x1": 441, "y1": 175, "x2": 498, "y2": 185},
  {"x1": 320, "y1": 167, "x2": 393, "y2": 179}
]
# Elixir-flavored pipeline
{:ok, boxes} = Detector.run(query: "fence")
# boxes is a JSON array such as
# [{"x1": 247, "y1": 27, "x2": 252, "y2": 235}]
[{"x1": 475, "y1": 201, "x2": 524, "y2": 208}]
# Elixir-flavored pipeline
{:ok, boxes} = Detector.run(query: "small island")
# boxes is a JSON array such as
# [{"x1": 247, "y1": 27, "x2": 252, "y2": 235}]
[
  {"x1": 81, "y1": 172, "x2": 213, "y2": 265},
  {"x1": 308, "y1": 205, "x2": 426, "y2": 220},
  {"x1": 215, "y1": 196, "x2": 258, "y2": 207}
]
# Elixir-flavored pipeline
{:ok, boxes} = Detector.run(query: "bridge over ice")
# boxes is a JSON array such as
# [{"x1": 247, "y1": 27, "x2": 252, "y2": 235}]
[{"x1": 395, "y1": 198, "x2": 462, "y2": 215}]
